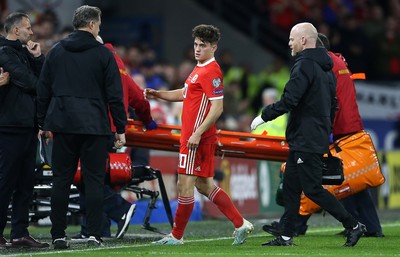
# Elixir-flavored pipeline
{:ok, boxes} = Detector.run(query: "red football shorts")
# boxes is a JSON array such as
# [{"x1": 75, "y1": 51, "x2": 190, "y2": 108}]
[{"x1": 177, "y1": 143, "x2": 215, "y2": 178}]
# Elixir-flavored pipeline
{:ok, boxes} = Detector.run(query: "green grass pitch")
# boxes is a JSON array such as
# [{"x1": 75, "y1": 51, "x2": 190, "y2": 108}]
[{"x1": 1, "y1": 212, "x2": 400, "y2": 257}]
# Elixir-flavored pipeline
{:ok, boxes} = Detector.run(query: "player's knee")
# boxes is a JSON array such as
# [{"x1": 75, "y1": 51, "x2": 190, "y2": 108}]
[{"x1": 177, "y1": 182, "x2": 195, "y2": 196}]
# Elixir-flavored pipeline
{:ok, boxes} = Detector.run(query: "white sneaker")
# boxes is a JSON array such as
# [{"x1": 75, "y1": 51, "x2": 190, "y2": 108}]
[
  {"x1": 232, "y1": 219, "x2": 254, "y2": 245},
  {"x1": 87, "y1": 236, "x2": 104, "y2": 247},
  {"x1": 152, "y1": 233, "x2": 183, "y2": 245},
  {"x1": 116, "y1": 204, "x2": 136, "y2": 239}
]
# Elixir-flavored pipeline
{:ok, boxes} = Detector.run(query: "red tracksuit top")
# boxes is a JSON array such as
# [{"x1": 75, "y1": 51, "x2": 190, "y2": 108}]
[
  {"x1": 329, "y1": 51, "x2": 364, "y2": 137},
  {"x1": 104, "y1": 43, "x2": 152, "y2": 133}
]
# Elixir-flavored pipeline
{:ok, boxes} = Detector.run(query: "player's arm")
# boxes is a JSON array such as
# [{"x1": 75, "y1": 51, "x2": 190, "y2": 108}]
[
  {"x1": 187, "y1": 98, "x2": 223, "y2": 149},
  {"x1": 144, "y1": 88, "x2": 184, "y2": 102},
  {"x1": 127, "y1": 77, "x2": 152, "y2": 124}
]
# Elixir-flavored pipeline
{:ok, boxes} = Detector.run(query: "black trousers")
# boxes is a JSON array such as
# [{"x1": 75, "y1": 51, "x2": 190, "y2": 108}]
[
  {"x1": 0, "y1": 129, "x2": 37, "y2": 239},
  {"x1": 281, "y1": 150, "x2": 357, "y2": 237},
  {"x1": 78, "y1": 135, "x2": 132, "y2": 236},
  {"x1": 79, "y1": 184, "x2": 131, "y2": 237},
  {"x1": 341, "y1": 188, "x2": 382, "y2": 233},
  {"x1": 50, "y1": 133, "x2": 108, "y2": 239}
]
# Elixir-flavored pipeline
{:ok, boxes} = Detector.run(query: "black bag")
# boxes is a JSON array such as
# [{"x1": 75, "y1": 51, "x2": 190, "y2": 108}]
[{"x1": 322, "y1": 151, "x2": 344, "y2": 185}]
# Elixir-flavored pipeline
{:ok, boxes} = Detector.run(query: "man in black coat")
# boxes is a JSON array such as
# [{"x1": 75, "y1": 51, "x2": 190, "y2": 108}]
[
  {"x1": 36, "y1": 5, "x2": 127, "y2": 249},
  {"x1": 0, "y1": 13, "x2": 49, "y2": 248},
  {"x1": 251, "y1": 22, "x2": 365, "y2": 247}
]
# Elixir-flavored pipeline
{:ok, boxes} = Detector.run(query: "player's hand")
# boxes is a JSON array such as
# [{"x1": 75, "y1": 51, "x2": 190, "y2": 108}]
[
  {"x1": 114, "y1": 133, "x2": 126, "y2": 149},
  {"x1": 39, "y1": 130, "x2": 52, "y2": 145},
  {"x1": 143, "y1": 88, "x2": 158, "y2": 99},
  {"x1": 187, "y1": 133, "x2": 201, "y2": 150},
  {"x1": 26, "y1": 40, "x2": 41, "y2": 57},
  {"x1": 0, "y1": 68, "x2": 10, "y2": 87},
  {"x1": 250, "y1": 115, "x2": 265, "y2": 131}
]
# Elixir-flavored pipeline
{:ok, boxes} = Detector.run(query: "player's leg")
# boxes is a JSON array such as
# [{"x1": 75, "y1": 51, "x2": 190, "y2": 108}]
[
  {"x1": 152, "y1": 173, "x2": 196, "y2": 245},
  {"x1": 195, "y1": 143, "x2": 253, "y2": 245},
  {"x1": 196, "y1": 176, "x2": 243, "y2": 227},
  {"x1": 152, "y1": 144, "x2": 198, "y2": 245},
  {"x1": 172, "y1": 174, "x2": 197, "y2": 239}
]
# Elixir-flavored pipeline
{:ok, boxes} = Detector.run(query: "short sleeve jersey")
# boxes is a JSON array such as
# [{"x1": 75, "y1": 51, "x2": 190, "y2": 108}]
[{"x1": 181, "y1": 57, "x2": 224, "y2": 145}]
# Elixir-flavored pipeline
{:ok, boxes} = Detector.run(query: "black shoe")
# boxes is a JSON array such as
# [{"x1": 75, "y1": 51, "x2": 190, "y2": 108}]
[
  {"x1": 52, "y1": 238, "x2": 70, "y2": 249},
  {"x1": 116, "y1": 204, "x2": 136, "y2": 239},
  {"x1": 262, "y1": 236, "x2": 294, "y2": 246},
  {"x1": 344, "y1": 222, "x2": 366, "y2": 247},
  {"x1": 10, "y1": 235, "x2": 50, "y2": 248},
  {"x1": 262, "y1": 221, "x2": 282, "y2": 237},
  {"x1": 364, "y1": 231, "x2": 385, "y2": 237},
  {"x1": 87, "y1": 236, "x2": 104, "y2": 247}
]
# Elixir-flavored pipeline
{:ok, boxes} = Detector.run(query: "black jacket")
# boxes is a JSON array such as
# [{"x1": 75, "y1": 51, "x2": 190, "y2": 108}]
[
  {"x1": 37, "y1": 30, "x2": 126, "y2": 135},
  {"x1": 261, "y1": 48, "x2": 336, "y2": 153},
  {"x1": 0, "y1": 36, "x2": 44, "y2": 129}
]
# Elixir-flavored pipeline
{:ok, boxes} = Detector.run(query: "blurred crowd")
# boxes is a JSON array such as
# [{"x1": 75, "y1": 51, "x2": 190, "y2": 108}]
[
  {"x1": 1, "y1": 0, "x2": 399, "y2": 132},
  {"x1": 254, "y1": 0, "x2": 400, "y2": 80}
]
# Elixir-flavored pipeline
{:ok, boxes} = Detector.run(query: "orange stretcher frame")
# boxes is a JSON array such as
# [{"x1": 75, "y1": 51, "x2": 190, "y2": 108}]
[{"x1": 126, "y1": 120, "x2": 289, "y2": 162}]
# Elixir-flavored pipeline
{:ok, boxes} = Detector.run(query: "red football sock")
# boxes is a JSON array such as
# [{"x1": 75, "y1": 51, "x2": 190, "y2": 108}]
[
  {"x1": 171, "y1": 196, "x2": 194, "y2": 240},
  {"x1": 209, "y1": 187, "x2": 243, "y2": 228}
]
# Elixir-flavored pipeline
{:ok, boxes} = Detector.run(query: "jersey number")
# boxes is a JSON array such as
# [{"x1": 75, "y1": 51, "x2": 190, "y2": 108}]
[{"x1": 178, "y1": 153, "x2": 187, "y2": 168}]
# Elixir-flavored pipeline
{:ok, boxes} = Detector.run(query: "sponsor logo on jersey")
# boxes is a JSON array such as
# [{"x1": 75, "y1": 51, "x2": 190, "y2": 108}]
[
  {"x1": 212, "y1": 78, "x2": 221, "y2": 88},
  {"x1": 212, "y1": 89, "x2": 224, "y2": 95},
  {"x1": 191, "y1": 74, "x2": 199, "y2": 83}
]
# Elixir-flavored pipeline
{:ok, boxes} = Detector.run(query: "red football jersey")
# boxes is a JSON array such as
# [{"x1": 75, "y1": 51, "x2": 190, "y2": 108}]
[{"x1": 181, "y1": 57, "x2": 224, "y2": 145}]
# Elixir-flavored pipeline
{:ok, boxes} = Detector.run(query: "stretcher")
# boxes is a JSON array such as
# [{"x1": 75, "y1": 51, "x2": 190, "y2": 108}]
[{"x1": 126, "y1": 120, "x2": 289, "y2": 162}]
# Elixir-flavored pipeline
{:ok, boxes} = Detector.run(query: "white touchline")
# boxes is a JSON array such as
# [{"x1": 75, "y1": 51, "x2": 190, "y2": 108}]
[{"x1": 7, "y1": 223, "x2": 400, "y2": 257}]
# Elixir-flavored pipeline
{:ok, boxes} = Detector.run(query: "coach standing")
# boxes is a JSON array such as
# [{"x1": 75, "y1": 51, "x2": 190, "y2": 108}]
[
  {"x1": 36, "y1": 5, "x2": 127, "y2": 249},
  {"x1": 0, "y1": 13, "x2": 49, "y2": 248}
]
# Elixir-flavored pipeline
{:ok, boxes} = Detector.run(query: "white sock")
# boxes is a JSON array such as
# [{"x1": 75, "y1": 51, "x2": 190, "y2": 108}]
[{"x1": 281, "y1": 236, "x2": 291, "y2": 240}]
